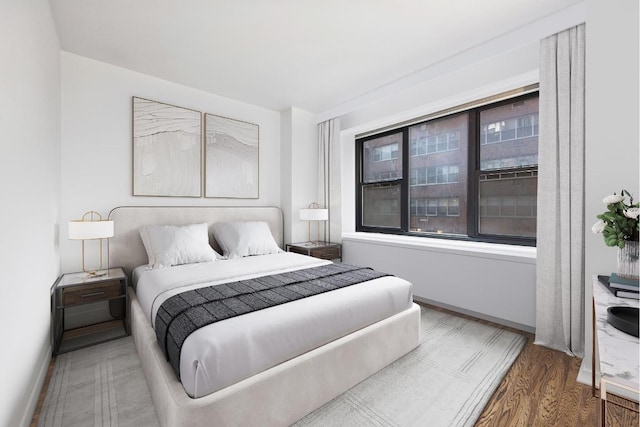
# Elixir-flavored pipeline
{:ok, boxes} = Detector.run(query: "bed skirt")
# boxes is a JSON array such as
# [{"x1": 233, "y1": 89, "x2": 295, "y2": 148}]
[{"x1": 129, "y1": 287, "x2": 421, "y2": 427}]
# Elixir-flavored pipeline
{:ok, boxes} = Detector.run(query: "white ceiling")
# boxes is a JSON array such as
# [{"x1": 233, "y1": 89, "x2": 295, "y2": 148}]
[{"x1": 50, "y1": 0, "x2": 582, "y2": 114}]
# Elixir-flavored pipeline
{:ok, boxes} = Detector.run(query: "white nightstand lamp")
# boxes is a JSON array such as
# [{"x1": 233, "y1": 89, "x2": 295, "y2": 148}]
[
  {"x1": 68, "y1": 211, "x2": 114, "y2": 276},
  {"x1": 299, "y1": 203, "x2": 328, "y2": 246}
]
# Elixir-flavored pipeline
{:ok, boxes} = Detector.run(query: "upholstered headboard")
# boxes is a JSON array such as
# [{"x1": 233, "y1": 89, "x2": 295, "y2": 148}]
[{"x1": 108, "y1": 206, "x2": 284, "y2": 280}]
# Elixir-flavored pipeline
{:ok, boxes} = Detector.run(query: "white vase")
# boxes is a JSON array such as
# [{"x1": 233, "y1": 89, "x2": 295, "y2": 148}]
[{"x1": 617, "y1": 240, "x2": 639, "y2": 280}]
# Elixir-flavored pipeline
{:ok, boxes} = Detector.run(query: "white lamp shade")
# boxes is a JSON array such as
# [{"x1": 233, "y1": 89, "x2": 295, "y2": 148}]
[
  {"x1": 299, "y1": 208, "x2": 328, "y2": 221},
  {"x1": 69, "y1": 220, "x2": 114, "y2": 240}
]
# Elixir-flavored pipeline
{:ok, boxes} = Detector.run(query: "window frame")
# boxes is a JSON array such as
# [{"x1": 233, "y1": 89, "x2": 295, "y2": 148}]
[{"x1": 355, "y1": 91, "x2": 538, "y2": 246}]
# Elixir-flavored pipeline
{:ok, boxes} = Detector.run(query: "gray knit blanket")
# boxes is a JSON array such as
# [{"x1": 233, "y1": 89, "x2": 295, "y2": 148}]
[{"x1": 155, "y1": 263, "x2": 390, "y2": 378}]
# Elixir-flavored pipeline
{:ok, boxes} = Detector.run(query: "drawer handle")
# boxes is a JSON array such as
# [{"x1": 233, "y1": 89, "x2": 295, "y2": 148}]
[{"x1": 81, "y1": 291, "x2": 105, "y2": 298}]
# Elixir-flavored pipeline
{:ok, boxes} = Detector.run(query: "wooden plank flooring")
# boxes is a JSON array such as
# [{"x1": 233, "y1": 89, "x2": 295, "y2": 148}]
[
  {"x1": 476, "y1": 334, "x2": 598, "y2": 426},
  {"x1": 476, "y1": 333, "x2": 639, "y2": 427},
  {"x1": 422, "y1": 303, "x2": 638, "y2": 427},
  {"x1": 30, "y1": 355, "x2": 55, "y2": 427}
]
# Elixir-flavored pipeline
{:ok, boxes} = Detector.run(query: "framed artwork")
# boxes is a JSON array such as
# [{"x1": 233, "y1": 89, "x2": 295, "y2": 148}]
[
  {"x1": 132, "y1": 97, "x2": 202, "y2": 197},
  {"x1": 205, "y1": 113, "x2": 259, "y2": 198}
]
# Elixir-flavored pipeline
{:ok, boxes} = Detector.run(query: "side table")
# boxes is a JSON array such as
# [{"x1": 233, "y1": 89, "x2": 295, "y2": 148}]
[
  {"x1": 591, "y1": 275, "x2": 639, "y2": 425},
  {"x1": 286, "y1": 242, "x2": 341, "y2": 261},
  {"x1": 51, "y1": 267, "x2": 128, "y2": 355}
]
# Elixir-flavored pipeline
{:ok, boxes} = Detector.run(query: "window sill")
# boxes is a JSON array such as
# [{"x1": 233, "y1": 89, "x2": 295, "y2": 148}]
[{"x1": 341, "y1": 232, "x2": 537, "y2": 264}]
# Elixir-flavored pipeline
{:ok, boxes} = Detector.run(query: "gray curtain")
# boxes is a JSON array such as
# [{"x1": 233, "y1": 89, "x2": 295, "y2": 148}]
[
  {"x1": 318, "y1": 119, "x2": 341, "y2": 243},
  {"x1": 535, "y1": 24, "x2": 586, "y2": 356}
]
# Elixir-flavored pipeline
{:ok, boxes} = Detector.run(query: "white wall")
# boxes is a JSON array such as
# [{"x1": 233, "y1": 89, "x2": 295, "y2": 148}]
[
  {"x1": 0, "y1": 2, "x2": 61, "y2": 426},
  {"x1": 280, "y1": 107, "x2": 319, "y2": 244},
  {"x1": 60, "y1": 52, "x2": 282, "y2": 273},
  {"x1": 343, "y1": 236, "x2": 536, "y2": 330},
  {"x1": 581, "y1": 0, "x2": 639, "y2": 382},
  {"x1": 337, "y1": 5, "x2": 586, "y2": 331}
]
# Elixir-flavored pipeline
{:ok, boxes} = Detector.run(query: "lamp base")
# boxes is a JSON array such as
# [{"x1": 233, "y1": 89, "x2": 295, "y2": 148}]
[
  {"x1": 302, "y1": 241, "x2": 327, "y2": 247},
  {"x1": 85, "y1": 270, "x2": 108, "y2": 278}
]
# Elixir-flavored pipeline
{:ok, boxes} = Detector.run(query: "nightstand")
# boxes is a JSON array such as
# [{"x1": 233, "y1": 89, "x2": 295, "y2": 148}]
[
  {"x1": 51, "y1": 267, "x2": 128, "y2": 355},
  {"x1": 286, "y1": 242, "x2": 341, "y2": 261}
]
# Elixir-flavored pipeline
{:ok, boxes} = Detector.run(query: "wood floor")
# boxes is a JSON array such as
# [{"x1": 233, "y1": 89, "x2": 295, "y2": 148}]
[
  {"x1": 32, "y1": 307, "x2": 638, "y2": 427},
  {"x1": 423, "y1": 303, "x2": 638, "y2": 427},
  {"x1": 476, "y1": 333, "x2": 639, "y2": 427}
]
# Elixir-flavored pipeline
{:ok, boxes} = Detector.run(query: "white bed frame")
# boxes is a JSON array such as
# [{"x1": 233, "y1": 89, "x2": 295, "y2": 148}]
[{"x1": 109, "y1": 206, "x2": 421, "y2": 427}]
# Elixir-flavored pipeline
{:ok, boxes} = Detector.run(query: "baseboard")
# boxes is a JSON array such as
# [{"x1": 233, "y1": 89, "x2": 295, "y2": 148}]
[
  {"x1": 19, "y1": 342, "x2": 51, "y2": 427},
  {"x1": 577, "y1": 357, "x2": 594, "y2": 387},
  {"x1": 414, "y1": 296, "x2": 536, "y2": 334}
]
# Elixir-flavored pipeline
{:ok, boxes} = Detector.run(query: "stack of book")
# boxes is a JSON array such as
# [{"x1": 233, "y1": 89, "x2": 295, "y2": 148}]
[{"x1": 598, "y1": 274, "x2": 639, "y2": 299}]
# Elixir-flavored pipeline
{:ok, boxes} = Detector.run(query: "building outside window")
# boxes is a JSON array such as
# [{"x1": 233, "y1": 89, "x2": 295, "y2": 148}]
[{"x1": 356, "y1": 92, "x2": 539, "y2": 245}]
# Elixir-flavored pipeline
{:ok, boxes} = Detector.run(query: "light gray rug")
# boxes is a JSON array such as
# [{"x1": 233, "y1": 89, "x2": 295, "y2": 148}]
[
  {"x1": 39, "y1": 307, "x2": 526, "y2": 427},
  {"x1": 39, "y1": 337, "x2": 158, "y2": 427}
]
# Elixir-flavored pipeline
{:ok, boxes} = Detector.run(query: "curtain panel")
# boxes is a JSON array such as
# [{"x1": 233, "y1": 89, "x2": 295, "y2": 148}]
[
  {"x1": 535, "y1": 24, "x2": 586, "y2": 356},
  {"x1": 318, "y1": 119, "x2": 341, "y2": 243}
]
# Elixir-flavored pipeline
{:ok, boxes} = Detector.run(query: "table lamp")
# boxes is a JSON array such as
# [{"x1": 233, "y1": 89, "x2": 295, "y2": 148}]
[
  {"x1": 299, "y1": 203, "x2": 328, "y2": 245},
  {"x1": 68, "y1": 211, "x2": 114, "y2": 276}
]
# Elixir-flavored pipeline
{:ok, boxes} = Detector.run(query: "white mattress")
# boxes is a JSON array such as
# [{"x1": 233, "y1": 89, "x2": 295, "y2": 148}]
[{"x1": 133, "y1": 252, "x2": 413, "y2": 398}]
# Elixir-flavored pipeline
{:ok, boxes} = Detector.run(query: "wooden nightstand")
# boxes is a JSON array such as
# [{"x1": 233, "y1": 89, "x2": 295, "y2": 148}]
[
  {"x1": 286, "y1": 242, "x2": 342, "y2": 261},
  {"x1": 51, "y1": 267, "x2": 128, "y2": 355}
]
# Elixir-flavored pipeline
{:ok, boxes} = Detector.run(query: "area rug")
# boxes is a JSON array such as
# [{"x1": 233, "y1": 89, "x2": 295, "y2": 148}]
[
  {"x1": 39, "y1": 306, "x2": 526, "y2": 427},
  {"x1": 38, "y1": 337, "x2": 158, "y2": 427}
]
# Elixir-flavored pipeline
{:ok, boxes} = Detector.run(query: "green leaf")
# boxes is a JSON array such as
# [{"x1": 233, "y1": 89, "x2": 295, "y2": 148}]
[{"x1": 618, "y1": 240, "x2": 626, "y2": 249}]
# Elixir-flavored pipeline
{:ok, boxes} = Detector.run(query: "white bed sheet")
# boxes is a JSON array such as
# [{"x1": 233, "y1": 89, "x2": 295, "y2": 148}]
[{"x1": 133, "y1": 252, "x2": 413, "y2": 398}]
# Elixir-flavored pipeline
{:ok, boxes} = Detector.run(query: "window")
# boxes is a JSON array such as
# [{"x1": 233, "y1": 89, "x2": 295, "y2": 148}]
[
  {"x1": 410, "y1": 130, "x2": 460, "y2": 156},
  {"x1": 360, "y1": 132, "x2": 403, "y2": 228},
  {"x1": 410, "y1": 165, "x2": 460, "y2": 186},
  {"x1": 481, "y1": 113, "x2": 538, "y2": 145},
  {"x1": 356, "y1": 92, "x2": 538, "y2": 245},
  {"x1": 410, "y1": 198, "x2": 459, "y2": 217},
  {"x1": 372, "y1": 142, "x2": 399, "y2": 162}
]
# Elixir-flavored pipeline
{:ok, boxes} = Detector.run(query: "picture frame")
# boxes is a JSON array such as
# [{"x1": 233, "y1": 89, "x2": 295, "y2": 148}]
[
  {"x1": 204, "y1": 113, "x2": 259, "y2": 199},
  {"x1": 132, "y1": 97, "x2": 202, "y2": 197}
]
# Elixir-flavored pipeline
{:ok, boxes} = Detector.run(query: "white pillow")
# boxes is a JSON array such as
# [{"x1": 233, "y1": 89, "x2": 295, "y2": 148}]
[
  {"x1": 212, "y1": 221, "x2": 281, "y2": 259},
  {"x1": 139, "y1": 223, "x2": 219, "y2": 269}
]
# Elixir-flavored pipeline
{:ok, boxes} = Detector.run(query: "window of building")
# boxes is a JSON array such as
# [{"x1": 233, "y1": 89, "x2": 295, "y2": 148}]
[
  {"x1": 410, "y1": 198, "x2": 460, "y2": 217},
  {"x1": 372, "y1": 142, "x2": 399, "y2": 162},
  {"x1": 410, "y1": 130, "x2": 460, "y2": 156},
  {"x1": 410, "y1": 165, "x2": 460, "y2": 186},
  {"x1": 356, "y1": 92, "x2": 538, "y2": 245}
]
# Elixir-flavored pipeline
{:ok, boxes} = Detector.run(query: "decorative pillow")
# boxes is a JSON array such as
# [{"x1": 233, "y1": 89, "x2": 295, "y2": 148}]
[
  {"x1": 212, "y1": 221, "x2": 281, "y2": 259},
  {"x1": 139, "y1": 223, "x2": 219, "y2": 269}
]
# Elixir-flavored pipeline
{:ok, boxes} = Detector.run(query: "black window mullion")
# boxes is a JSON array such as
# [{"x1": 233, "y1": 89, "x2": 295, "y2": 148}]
[
  {"x1": 400, "y1": 128, "x2": 409, "y2": 232},
  {"x1": 467, "y1": 110, "x2": 479, "y2": 239},
  {"x1": 355, "y1": 138, "x2": 363, "y2": 232}
]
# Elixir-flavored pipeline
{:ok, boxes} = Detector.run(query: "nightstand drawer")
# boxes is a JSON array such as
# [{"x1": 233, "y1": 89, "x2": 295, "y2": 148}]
[
  {"x1": 62, "y1": 281, "x2": 122, "y2": 306},
  {"x1": 286, "y1": 242, "x2": 342, "y2": 261},
  {"x1": 309, "y1": 246, "x2": 340, "y2": 260}
]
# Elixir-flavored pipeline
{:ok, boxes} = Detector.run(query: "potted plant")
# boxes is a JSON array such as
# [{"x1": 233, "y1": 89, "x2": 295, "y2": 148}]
[{"x1": 592, "y1": 189, "x2": 640, "y2": 279}]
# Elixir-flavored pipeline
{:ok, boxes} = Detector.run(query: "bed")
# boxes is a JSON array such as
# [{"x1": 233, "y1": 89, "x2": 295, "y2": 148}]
[{"x1": 108, "y1": 206, "x2": 421, "y2": 427}]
